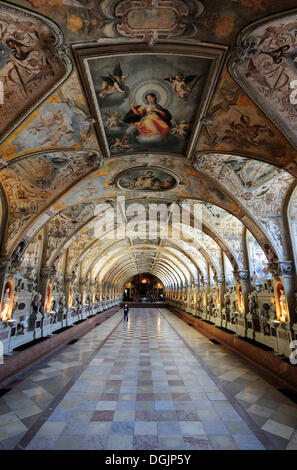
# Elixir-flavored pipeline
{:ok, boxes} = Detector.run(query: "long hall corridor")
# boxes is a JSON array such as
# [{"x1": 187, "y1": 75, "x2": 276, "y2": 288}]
[{"x1": 1, "y1": 309, "x2": 297, "y2": 451}]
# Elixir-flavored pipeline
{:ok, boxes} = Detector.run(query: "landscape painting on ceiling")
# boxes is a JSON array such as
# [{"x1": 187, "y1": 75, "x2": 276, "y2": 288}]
[{"x1": 85, "y1": 53, "x2": 212, "y2": 156}]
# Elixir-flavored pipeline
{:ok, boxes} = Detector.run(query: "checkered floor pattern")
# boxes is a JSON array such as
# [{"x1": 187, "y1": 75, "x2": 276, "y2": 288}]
[{"x1": 1, "y1": 309, "x2": 297, "y2": 450}]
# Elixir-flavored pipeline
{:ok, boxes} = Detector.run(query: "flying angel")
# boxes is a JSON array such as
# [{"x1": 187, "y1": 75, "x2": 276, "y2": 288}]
[
  {"x1": 99, "y1": 63, "x2": 128, "y2": 98},
  {"x1": 164, "y1": 72, "x2": 203, "y2": 102}
]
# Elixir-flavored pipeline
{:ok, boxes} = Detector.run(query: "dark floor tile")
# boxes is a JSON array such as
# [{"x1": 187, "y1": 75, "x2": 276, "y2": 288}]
[
  {"x1": 135, "y1": 411, "x2": 158, "y2": 421},
  {"x1": 138, "y1": 380, "x2": 153, "y2": 386},
  {"x1": 183, "y1": 436, "x2": 211, "y2": 450},
  {"x1": 133, "y1": 435, "x2": 159, "y2": 450},
  {"x1": 172, "y1": 393, "x2": 191, "y2": 401},
  {"x1": 100, "y1": 393, "x2": 119, "y2": 401},
  {"x1": 136, "y1": 393, "x2": 155, "y2": 401},
  {"x1": 261, "y1": 430, "x2": 289, "y2": 450},
  {"x1": 247, "y1": 412, "x2": 269, "y2": 428},
  {"x1": 106, "y1": 380, "x2": 122, "y2": 386},
  {"x1": 22, "y1": 413, "x2": 42, "y2": 430},
  {"x1": 1, "y1": 432, "x2": 27, "y2": 450},
  {"x1": 91, "y1": 410, "x2": 115, "y2": 421},
  {"x1": 176, "y1": 410, "x2": 200, "y2": 421},
  {"x1": 168, "y1": 380, "x2": 184, "y2": 386}
]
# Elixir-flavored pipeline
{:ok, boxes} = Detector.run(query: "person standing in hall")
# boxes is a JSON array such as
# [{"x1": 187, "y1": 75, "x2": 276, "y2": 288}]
[{"x1": 123, "y1": 303, "x2": 129, "y2": 322}]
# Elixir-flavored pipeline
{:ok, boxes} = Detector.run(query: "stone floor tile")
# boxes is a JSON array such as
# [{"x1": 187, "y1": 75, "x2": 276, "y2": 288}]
[
  {"x1": 134, "y1": 422, "x2": 157, "y2": 435},
  {"x1": 261, "y1": 419, "x2": 294, "y2": 440},
  {"x1": 158, "y1": 435, "x2": 185, "y2": 450},
  {"x1": 208, "y1": 435, "x2": 238, "y2": 450},
  {"x1": 179, "y1": 421, "x2": 206, "y2": 435},
  {"x1": 232, "y1": 434, "x2": 265, "y2": 450}
]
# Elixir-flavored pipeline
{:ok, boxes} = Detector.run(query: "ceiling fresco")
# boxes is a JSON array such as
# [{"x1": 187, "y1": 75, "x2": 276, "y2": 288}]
[
  {"x1": 0, "y1": 1, "x2": 296, "y2": 290},
  {"x1": 230, "y1": 10, "x2": 297, "y2": 151},
  {"x1": 75, "y1": 44, "x2": 226, "y2": 157},
  {"x1": 9, "y1": 0, "x2": 297, "y2": 44},
  {"x1": 194, "y1": 70, "x2": 297, "y2": 168},
  {"x1": 116, "y1": 168, "x2": 177, "y2": 191},
  {"x1": 0, "y1": 1, "x2": 72, "y2": 143},
  {"x1": 0, "y1": 149, "x2": 103, "y2": 254},
  {"x1": 0, "y1": 71, "x2": 99, "y2": 161},
  {"x1": 194, "y1": 153, "x2": 294, "y2": 258}
]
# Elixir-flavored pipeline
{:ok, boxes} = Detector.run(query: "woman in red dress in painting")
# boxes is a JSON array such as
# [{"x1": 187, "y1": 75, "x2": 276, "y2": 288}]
[{"x1": 124, "y1": 93, "x2": 172, "y2": 139}]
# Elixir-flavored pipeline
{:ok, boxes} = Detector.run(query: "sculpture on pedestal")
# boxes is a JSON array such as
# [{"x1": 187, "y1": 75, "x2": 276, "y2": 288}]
[
  {"x1": 230, "y1": 300, "x2": 237, "y2": 324},
  {"x1": 50, "y1": 299, "x2": 58, "y2": 323},
  {"x1": 260, "y1": 303, "x2": 270, "y2": 335},
  {"x1": 32, "y1": 293, "x2": 41, "y2": 314},
  {"x1": 269, "y1": 297, "x2": 277, "y2": 320},
  {"x1": 223, "y1": 292, "x2": 231, "y2": 321},
  {"x1": 248, "y1": 293, "x2": 258, "y2": 318}
]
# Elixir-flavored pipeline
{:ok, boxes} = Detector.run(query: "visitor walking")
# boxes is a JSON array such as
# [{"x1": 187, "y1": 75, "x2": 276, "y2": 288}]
[{"x1": 123, "y1": 303, "x2": 129, "y2": 322}]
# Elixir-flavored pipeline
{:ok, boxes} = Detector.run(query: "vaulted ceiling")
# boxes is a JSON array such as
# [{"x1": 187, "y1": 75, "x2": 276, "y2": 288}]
[{"x1": 0, "y1": 0, "x2": 297, "y2": 288}]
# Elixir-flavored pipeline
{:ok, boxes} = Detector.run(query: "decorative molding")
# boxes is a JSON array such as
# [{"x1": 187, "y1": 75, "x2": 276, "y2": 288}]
[{"x1": 99, "y1": 0, "x2": 204, "y2": 40}]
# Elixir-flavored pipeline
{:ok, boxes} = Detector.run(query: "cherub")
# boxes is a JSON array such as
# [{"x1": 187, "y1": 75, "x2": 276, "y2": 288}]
[
  {"x1": 40, "y1": 125, "x2": 74, "y2": 146},
  {"x1": 170, "y1": 120, "x2": 190, "y2": 137},
  {"x1": 105, "y1": 110, "x2": 123, "y2": 128},
  {"x1": 110, "y1": 136, "x2": 133, "y2": 152},
  {"x1": 164, "y1": 72, "x2": 202, "y2": 102},
  {"x1": 99, "y1": 63, "x2": 128, "y2": 98}
]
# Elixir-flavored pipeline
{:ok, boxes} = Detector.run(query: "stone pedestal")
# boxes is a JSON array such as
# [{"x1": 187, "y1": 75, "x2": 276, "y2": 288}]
[
  {"x1": 268, "y1": 320, "x2": 281, "y2": 352},
  {"x1": 246, "y1": 313, "x2": 255, "y2": 340},
  {"x1": 275, "y1": 322, "x2": 293, "y2": 357},
  {"x1": 42, "y1": 315, "x2": 53, "y2": 337},
  {"x1": 65, "y1": 311, "x2": 74, "y2": 327},
  {"x1": 29, "y1": 313, "x2": 43, "y2": 340},
  {"x1": 236, "y1": 313, "x2": 246, "y2": 337},
  {"x1": 0, "y1": 321, "x2": 13, "y2": 355},
  {"x1": 214, "y1": 311, "x2": 223, "y2": 327},
  {"x1": 81, "y1": 306, "x2": 88, "y2": 320},
  {"x1": 226, "y1": 319, "x2": 237, "y2": 333}
]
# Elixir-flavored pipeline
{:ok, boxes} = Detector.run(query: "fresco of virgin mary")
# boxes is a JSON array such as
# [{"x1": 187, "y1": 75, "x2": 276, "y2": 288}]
[{"x1": 123, "y1": 93, "x2": 172, "y2": 144}]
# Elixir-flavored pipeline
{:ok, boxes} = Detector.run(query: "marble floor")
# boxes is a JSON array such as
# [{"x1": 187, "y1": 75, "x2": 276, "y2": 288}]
[{"x1": 1, "y1": 308, "x2": 297, "y2": 450}]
